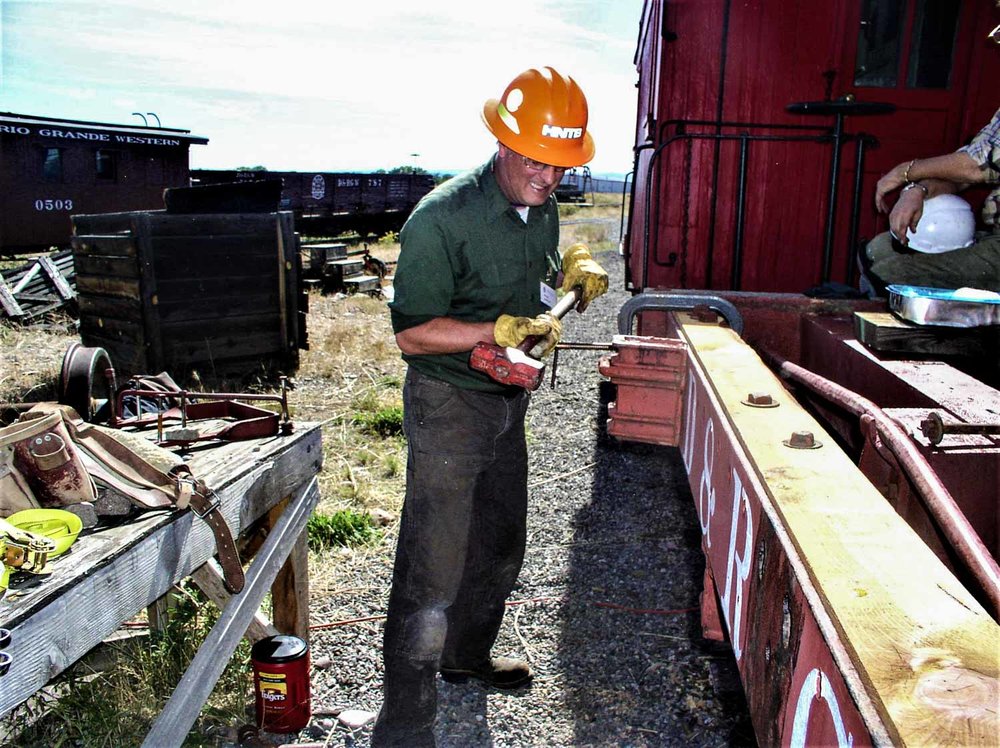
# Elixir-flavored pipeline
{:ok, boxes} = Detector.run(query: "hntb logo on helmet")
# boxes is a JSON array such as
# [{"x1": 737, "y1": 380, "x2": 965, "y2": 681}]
[{"x1": 482, "y1": 67, "x2": 596, "y2": 168}]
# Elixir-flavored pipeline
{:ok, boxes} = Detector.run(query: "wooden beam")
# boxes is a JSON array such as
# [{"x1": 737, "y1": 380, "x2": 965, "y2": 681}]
[
  {"x1": 37, "y1": 256, "x2": 75, "y2": 301},
  {"x1": 190, "y1": 559, "x2": 278, "y2": 643},
  {"x1": 855, "y1": 311, "x2": 998, "y2": 357},
  {"x1": 142, "y1": 476, "x2": 320, "y2": 748},
  {"x1": 0, "y1": 274, "x2": 24, "y2": 317},
  {"x1": 676, "y1": 315, "x2": 1000, "y2": 746},
  {"x1": 11, "y1": 263, "x2": 40, "y2": 294}
]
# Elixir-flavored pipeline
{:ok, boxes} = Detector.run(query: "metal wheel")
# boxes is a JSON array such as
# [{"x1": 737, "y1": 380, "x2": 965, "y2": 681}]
[{"x1": 59, "y1": 343, "x2": 116, "y2": 422}]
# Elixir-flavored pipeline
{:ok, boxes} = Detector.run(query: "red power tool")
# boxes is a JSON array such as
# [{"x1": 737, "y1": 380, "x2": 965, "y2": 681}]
[{"x1": 469, "y1": 287, "x2": 582, "y2": 391}]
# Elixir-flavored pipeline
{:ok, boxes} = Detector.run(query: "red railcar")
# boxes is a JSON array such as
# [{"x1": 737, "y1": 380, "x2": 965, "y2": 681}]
[
  {"x1": 625, "y1": 0, "x2": 999, "y2": 293},
  {"x1": 0, "y1": 113, "x2": 206, "y2": 253},
  {"x1": 613, "y1": 2, "x2": 1000, "y2": 746}
]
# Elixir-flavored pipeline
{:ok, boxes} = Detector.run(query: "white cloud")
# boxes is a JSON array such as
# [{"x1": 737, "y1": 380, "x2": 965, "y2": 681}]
[{"x1": 1, "y1": 0, "x2": 640, "y2": 174}]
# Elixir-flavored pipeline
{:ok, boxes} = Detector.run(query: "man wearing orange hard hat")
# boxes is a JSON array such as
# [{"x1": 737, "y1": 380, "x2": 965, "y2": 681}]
[{"x1": 373, "y1": 67, "x2": 607, "y2": 746}]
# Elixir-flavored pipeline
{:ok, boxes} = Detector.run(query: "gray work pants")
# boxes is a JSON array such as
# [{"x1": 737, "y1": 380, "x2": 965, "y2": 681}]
[{"x1": 371, "y1": 368, "x2": 530, "y2": 747}]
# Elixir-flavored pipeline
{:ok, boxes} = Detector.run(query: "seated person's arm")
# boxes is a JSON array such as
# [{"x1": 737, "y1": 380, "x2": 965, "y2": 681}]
[{"x1": 876, "y1": 151, "x2": 982, "y2": 213}]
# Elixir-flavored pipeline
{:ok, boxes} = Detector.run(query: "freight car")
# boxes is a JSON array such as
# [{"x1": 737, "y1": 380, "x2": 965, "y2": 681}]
[
  {"x1": 0, "y1": 112, "x2": 207, "y2": 253},
  {"x1": 610, "y1": 1, "x2": 1000, "y2": 746},
  {"x1": 190, "y1": 169, "x2": 435, "y2": 237}
]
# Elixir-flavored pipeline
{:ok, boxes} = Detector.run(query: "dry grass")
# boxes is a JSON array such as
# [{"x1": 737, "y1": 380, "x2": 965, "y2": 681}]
[{"x1": 0, "y1": 316, "x2": 78, "y2": 406}]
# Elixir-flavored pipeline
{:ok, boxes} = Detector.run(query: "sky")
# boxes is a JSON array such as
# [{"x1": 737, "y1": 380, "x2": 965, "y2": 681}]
[{"x1": 0, "y1": 1, "x2": 643, "y2": 177}]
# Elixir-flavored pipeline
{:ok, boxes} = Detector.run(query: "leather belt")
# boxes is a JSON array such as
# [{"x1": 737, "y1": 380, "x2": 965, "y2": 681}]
[{"x1": 182, "y1": 476, "x2": 245, "y2": 594}]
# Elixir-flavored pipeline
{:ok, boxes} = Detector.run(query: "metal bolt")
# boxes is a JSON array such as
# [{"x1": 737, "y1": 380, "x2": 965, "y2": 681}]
[
  {"x1": 742, "y1": 391, "x2": 779, "y2": 408},
  {"x1": 783, "y1": 430, "x2": 822, "y2": 449},
  {"x1": 919, "y1": 411, "x2": 1000, "y2": 445}
]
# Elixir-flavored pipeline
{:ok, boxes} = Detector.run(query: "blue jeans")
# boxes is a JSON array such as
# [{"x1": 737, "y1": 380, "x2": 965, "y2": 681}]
[{"x1": 371, "y1": 368, "x2": 530, "y2": 747}]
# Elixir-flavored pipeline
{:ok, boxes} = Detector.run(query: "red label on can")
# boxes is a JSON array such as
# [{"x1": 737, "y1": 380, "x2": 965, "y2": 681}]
[{"x1": 252, "y1": 654, "x2": 311, "y2": 732}]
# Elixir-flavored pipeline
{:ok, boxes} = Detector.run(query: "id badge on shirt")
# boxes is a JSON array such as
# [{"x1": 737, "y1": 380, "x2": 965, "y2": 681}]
[{"x1": 540, "y1": 281, "x2": 558, "y2": 309}]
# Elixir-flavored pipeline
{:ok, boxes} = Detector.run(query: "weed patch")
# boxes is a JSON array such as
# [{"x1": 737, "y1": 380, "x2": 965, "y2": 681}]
[
  {"x1": 308, "y1": 509, "x2": 380, "y2": 552},
  {"x1": 353, "y1": 405, "x2": 403, "y2": 436}
]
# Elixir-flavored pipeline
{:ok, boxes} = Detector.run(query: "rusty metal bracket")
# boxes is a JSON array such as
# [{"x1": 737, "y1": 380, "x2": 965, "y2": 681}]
[{"x1": 110, "y1": 378, "x2": 293, "y2": 447}]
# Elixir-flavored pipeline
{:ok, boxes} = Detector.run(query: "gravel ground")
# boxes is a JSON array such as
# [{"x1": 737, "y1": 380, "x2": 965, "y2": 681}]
[{"x1": 301, "y1": 241, "x2": 757, "y2": 747}]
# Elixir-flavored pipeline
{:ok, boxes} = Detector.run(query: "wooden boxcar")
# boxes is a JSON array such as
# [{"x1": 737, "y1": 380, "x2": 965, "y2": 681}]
[
  {"x1": 0, "y1": 113, "x2": 206, "y2": 252},
  {"x1": 191, "y1": 169, "x2": 435, "y2": 236},
  {"x1": 70, "y1": 210, "x2": 305, "y2": 380},
  {"x1": 626, "y1": 0, "x2": 1000, "y2": 294}
]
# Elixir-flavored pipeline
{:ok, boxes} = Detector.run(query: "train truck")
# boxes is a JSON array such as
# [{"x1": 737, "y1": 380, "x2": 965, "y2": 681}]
[{"x1": 602, "y1": 1, "x2": 1000, "y2": 745}]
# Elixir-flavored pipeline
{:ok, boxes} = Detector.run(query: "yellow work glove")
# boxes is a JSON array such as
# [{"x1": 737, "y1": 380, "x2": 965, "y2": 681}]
[
  {"x1": 561, "y1": 243, "x2": 609, "y2": 312},
  {"x1": 493, "y1": 313, "x2": 563, "y2": 358}
]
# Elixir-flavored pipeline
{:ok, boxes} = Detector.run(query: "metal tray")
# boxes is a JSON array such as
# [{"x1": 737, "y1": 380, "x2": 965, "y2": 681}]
[{"x1": 887, "y1": 284, "x2": 1000, "y2": 328}]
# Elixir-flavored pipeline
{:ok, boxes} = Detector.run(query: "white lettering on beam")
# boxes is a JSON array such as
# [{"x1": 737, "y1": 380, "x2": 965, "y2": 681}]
[
  {"x1": 685, "y1": 377, "x2": 754, "y2": 660},
  {"x1": 719, "y1": 468, "x2": 753, "y2": 662},
  {"x1": 790, "y1": 668, "x2": 854, "y2": 747}
]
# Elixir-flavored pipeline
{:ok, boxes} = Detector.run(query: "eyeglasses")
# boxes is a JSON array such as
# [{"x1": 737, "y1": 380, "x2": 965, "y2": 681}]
[{"x1": 521, "y1": 155, "x2": 567, "y2": 174}]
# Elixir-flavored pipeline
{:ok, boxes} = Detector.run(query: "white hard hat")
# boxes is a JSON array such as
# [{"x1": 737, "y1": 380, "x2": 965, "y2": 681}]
[{"x1": 904, "y1": 194, "x2": 976, "y2": 254}]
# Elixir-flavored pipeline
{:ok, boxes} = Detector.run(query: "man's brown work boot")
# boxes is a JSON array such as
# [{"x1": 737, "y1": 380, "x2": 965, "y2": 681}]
[{"x1": 439, "y1": 657, "x2": 533, "y2": 689}]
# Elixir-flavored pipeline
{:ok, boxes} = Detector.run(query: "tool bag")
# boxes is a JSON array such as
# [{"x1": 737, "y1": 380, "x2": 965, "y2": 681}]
[{"x1": 0, "y1": 403, "x2": 245, "y2": 593}]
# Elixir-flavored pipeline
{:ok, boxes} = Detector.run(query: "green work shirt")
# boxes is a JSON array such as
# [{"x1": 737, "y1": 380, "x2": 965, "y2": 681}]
[{"x1": 389, "y1": 157, "x2": 561, "y2": 393}]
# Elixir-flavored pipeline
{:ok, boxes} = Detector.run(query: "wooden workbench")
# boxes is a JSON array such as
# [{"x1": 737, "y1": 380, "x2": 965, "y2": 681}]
[{"x1": 0, "y1": 422, "x2": 323, "y2": 728}]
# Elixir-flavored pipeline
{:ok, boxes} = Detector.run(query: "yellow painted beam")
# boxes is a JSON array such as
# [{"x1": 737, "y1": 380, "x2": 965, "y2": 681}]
[{"x1": 677, "y1": 315, "x2": 1000, "y2": 746}]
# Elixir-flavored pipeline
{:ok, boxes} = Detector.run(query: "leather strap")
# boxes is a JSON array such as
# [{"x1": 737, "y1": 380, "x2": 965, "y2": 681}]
[
  {"x1": 182, "y1": 473, "x2": 245, "y2": 594},
  {"x1": 26, "y1": 403, "x2": 246, "y2": 594}
]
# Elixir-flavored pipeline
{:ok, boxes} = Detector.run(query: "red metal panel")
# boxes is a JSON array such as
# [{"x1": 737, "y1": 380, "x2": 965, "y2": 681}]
[{"x1": 597, "y1": 335, "x2": 687, "y2": 445}]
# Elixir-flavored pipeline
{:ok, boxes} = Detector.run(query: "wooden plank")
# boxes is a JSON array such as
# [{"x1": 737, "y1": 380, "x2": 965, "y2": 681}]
[
  {"x1": 265, "y1": 496, "x2": 311, "y2": 640},
  {"x1": 75, "y1": 274, "x2": 141, "y2": 299},
  {"x1": 72, "y1": 211, "x2": 144, "y2": 236},
  {"x1": 134, "y1": 212, "x2": 164, "y2": 373},
  {"x1": 275, "y1": 216, "x2": 289, "y2": 350},
  {"x1": 0, "y1": 274, "x2": 25, "y2": 317},
  {"x1": 71, "y1": 234, "x2": 138, "y2": 258},
  {"x1": 11, "y1": 263, "x2": 40, "y2": 294},
  {"x1": 0, "y1": 425, "x2": 322, "y2": 718},
  {"x1": 159, "y1": 324, "x2": 285, "y2": 366},
  {"x1": 190, "y1": 559, "x2": 278, "y2": 643},
  {"x1": 153, "y1": 275, "x2": 280, "y2": 302},
  {"x1": 142, "y1": 477, "x2": 319, "y2": 747},
  {"x1": 145, "y1": 212, "x2": 286, "y2": 237},
  {"x1": 676, "y1": 316, "x2": 1000, "y2": 746},
  {"x1": 149, "y1": 234, "x2": 277, "y2": 257},
  {"x1": 77, "y1": 294, "x2": 141, "y2": 320},
  {"x1": 78, "y1": 315, "x2": 144, "y2": 342},
  {"x1": 280, "y1": 211, "x2": 301, "y2": 351},
  {"x1": 151, "y1": 247, "x2": 277, "y2": 279},
  {"x1": 36, "y1": 256, "x2": 75, "y2": 301},
  {"x1": 73, "y1": 254, "x2": 142, "y2": 279},
  {"x1": 854, "y1": 311, "x2": 998, "y2": 357},
  {"x1": 155, "y1": 293, "x2": 280, "y2": 325}
]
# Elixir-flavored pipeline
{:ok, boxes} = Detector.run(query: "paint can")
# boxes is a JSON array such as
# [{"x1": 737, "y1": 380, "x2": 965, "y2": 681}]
[{"x1": 251, "y1": 634, "x2": 311, "y2": 732}]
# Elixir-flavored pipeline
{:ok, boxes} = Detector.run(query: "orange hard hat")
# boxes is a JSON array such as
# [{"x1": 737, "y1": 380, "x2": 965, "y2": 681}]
[{"x1": 482, "y1": 67, "x2": 595, "y2": 168}]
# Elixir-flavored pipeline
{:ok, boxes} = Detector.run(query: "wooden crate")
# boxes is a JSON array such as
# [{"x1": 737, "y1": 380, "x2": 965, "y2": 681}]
[{"x1": 70, "y1": 210, "x2": 306, "y2": 380}]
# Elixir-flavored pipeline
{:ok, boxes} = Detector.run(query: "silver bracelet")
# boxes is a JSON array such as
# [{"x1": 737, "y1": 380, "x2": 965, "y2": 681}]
[{"x1": 901, "y1": 181, "x2": 928, "y2": 196}]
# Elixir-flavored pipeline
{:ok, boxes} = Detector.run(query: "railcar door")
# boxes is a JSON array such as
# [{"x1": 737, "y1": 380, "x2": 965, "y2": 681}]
[{"x1": 839, "y1": 0, "x2": 994, "y2": 238}]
